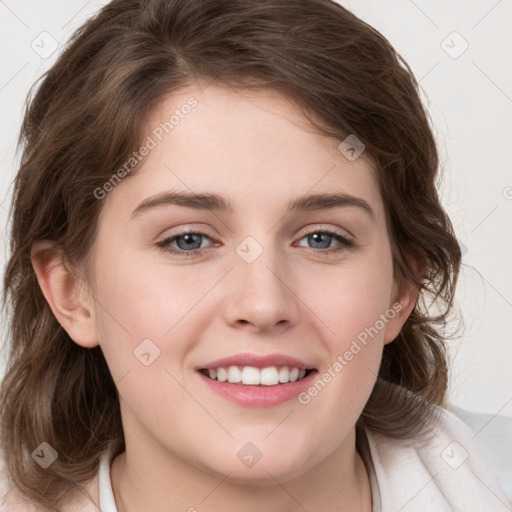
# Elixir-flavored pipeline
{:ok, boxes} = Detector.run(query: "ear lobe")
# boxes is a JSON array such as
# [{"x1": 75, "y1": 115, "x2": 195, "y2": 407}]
[{"x1": 31, "y1": 240, "x2": 99, "y2": 348}]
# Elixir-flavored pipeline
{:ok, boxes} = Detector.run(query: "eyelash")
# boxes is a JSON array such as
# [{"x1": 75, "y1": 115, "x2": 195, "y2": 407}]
[{"x1": 155, "y1": 228, "x2": 354, "y2": 258}]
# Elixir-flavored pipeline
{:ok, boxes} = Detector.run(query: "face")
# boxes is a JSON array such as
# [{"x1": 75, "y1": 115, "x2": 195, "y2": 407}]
[{"x1": 84, "y1": 82, "x2": 410, "y2": 483}]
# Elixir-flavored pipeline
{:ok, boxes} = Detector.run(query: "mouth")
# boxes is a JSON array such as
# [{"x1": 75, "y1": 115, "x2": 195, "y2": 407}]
[
  {"x1": 197, "y1": 366, "x2": 317, "y2": 386},
  {"x1": 195, "y1": 352, "x2": 319, "y2": 406}
]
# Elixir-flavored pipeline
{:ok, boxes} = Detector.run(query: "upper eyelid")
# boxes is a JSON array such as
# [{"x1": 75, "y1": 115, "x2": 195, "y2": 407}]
[{"x1": 295, "y1": 225, "x2": 353, "y2": 240}]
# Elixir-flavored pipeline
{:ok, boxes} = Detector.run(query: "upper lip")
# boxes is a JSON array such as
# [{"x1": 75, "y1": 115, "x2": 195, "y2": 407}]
[{"x1": 197, "y1": 352, "x2": 316, "y2": 370}]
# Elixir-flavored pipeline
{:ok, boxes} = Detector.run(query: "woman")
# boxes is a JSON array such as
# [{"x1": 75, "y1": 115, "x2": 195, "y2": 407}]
[{"x1": 0, "y1": 1, "x2": 508, "y2": 510}]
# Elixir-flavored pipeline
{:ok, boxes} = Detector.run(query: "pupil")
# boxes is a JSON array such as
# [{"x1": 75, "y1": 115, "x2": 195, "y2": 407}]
[
  {"x1": 178, "y1": 234, "x2": 201, "y2": 250},
  {"x1": 310, "y1": 232, "x2": 330, "y2": 249}
]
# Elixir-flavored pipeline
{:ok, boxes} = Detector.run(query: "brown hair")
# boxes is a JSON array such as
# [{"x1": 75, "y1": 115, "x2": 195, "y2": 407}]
[{"x1": 0, "y1": 0, "x2": 461, "y2": 510}]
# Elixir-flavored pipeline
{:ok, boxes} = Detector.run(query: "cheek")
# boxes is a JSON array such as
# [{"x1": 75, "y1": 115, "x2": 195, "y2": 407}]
[
  {"x1": 90, "y1": 243, "x2": 207, "y2": 384},
  {"x1": 297, "y1": 270, "x2": 391, "y2": 442},
  {"x1": 94, "y1": 243, "x2": 209, "y2": 334},
  {"x1": 300, "y1": 246, "x2": 394, "y2": 407},
  {"x1": 307, "y1": 249, "x2": 394, "y2": 345},
  {"x1": 91, "y1": 254, "x2": 200, "y2": 427}
]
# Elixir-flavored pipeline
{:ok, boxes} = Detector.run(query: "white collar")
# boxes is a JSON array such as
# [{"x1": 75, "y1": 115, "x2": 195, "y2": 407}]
[{"x1": 98, "y1": 450, "x2": 117, "y2": 512}]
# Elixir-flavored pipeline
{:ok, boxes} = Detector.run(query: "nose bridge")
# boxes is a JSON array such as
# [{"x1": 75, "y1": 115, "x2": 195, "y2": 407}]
[
  {"x1": 223, "y1": 232, "x2": 299, "y2": 331},
  {"x1": 236, "y1": 233, "x2": 288, "y2": 301}
]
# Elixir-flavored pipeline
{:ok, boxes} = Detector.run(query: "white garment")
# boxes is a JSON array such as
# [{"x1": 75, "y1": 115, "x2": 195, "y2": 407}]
[
  {"x1": 362, "y1": 405, "x2": 511, "y2": 511},
  {"x1": 446, "y1": 403, "x2": 512, "y2": 502},
  {"x1": 96, "y1": 405, "x2": 510, "y2": 512}
]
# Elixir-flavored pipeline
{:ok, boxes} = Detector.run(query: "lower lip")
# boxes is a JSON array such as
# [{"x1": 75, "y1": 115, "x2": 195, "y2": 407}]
[{"x1": 196, "y1": 370, "x2": 318, "y2": 407}]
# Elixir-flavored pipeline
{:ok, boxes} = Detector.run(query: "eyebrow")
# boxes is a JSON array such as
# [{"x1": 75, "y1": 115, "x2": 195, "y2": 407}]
[{"x1": 130, "y1": 190, "x2": 375, "y2": 220}]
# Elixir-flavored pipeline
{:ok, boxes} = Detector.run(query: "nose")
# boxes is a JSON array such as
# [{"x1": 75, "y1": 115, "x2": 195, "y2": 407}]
[{"x1": 222, "y1": 241, "x2": 301, "y2": 334}]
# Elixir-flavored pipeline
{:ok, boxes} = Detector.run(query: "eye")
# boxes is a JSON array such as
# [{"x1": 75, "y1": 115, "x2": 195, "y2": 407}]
[
  {"x1": 155, "y1": 228, "x2": 354, "y2": 258},
  {"x1": 156, "y1": 230, "x2": 213, "y2": 257},
  {"x1": 295, "y1": 229, "x2": 354, "y2": 255}
]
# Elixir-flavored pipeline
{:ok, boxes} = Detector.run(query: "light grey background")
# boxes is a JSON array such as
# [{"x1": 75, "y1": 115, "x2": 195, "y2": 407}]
[{"x1": 1, "y1": 0, "x2": 511, "y2": 417}]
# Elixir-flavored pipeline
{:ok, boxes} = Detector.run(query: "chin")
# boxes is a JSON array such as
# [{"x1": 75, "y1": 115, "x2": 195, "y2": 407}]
[{"x1": 197, "y1": 450, "x2": 318, "y2": 486}]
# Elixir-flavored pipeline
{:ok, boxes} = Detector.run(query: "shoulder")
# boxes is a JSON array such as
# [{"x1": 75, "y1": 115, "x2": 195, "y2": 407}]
[
  {"x1": 365, "y1": 405, "x2": 511, "y2": 512},
  {"x1": 0, "y1": 456, "x2": 101, "y2": 512}
]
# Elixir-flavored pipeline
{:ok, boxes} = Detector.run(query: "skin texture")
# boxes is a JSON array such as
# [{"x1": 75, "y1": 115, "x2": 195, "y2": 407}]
[{"x1": 31, "y1": 82, "x2": 419, "y2": 512}]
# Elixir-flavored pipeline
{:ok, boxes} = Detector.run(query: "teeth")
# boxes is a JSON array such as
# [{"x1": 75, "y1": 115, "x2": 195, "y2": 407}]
[
  {"x1": 241, "y1": 366, "x2": 261, "y2": 385},
  {"x1": 217, "y1": 367, "x2": 228, "y2": 382},
  {"x1": 278, "y1": 366, "x2": 289, "y2": 383},
  {"x1": 260, "y1": 367, "x2": 278, "y2": 386},
  {"x1": 227, "y1": 365, "x2": 242, "y2": 383},
  {"x1": 203, "y1": 366, "x2": 310, "y2": 385}
]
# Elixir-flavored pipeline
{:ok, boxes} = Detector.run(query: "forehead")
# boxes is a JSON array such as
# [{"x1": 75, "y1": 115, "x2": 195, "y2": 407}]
[{"x1": 101, "y1": 82, "x2": 384, "y2": 223}]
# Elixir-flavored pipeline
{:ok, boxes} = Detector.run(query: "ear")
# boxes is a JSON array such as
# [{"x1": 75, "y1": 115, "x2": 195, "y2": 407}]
[
  {"x1": 31, "y1": 240, "x2": 99, "y2": 348},
  {"x1": 383, "y1": 254, "x2": 426, "y2": 345}
]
